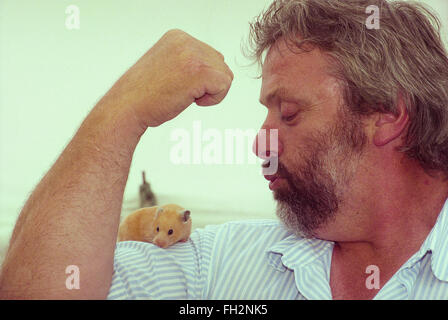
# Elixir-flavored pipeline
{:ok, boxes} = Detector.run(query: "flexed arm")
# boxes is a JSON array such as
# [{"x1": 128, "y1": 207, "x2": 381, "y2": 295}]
[{"x1": 0, "y1": 30, "x2": 233, "y2": 299}]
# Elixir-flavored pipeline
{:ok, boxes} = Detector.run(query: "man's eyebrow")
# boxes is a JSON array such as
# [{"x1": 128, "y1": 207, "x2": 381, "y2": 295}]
[
  {"x1": 259, "y1": 87, "x2": 309, "y2": 108},
  {"x1": 259, "y1": 87, "x2": 287, "y2": 107}
]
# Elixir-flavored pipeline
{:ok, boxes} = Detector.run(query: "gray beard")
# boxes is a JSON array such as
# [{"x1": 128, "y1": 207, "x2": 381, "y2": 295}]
[
  {"x1": 273, "y1": 109, "x2": 366, "y2": 239},
  {"x1": 274, "y1": 155, "x2": 339, "y2": 239}
]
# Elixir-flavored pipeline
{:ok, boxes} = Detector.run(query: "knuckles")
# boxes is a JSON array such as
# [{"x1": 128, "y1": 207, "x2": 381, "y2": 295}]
[
  {"x1": 161, "y1": 29, "x2": 227, "y2": 77},
  {"x1": 161, "y1": 30, "x2": 209, "y2": 76}
]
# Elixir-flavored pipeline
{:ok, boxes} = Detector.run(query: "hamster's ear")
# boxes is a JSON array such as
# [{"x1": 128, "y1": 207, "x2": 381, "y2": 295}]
[
  {"x1": 154, "y1": 206, "x2": 164, "y2": 219},
  {"x1": 179, "y1": 210, "x2": 190, "y2": 222}
]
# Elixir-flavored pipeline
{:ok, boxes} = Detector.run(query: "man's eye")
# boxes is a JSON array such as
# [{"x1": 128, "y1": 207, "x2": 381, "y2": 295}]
[
  {"x1": 168, "y1": 229, "x2": 173, "y2": 235},
  {"x1": 156, "y1": 227, "x2": 159, "y2": 232},
  {"x1": 282, "y1": 114, "x2": 296, "y2": 122}
]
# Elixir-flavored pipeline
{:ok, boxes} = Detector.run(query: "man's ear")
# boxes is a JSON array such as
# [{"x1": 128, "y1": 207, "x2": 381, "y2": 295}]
[{"x1": 373, "y1": 93, "x2": 409, "y2": 147}]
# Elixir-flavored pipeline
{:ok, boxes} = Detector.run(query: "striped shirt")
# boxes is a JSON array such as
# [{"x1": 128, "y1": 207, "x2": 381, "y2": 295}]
[{"x1": 107, "y1": 199, "x2": 448, "y2": 299}]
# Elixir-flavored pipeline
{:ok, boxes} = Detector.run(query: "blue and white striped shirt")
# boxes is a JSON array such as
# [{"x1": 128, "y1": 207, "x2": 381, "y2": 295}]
[{"x1": 107, "y1": 199, "x2": 448, "y2": 299}]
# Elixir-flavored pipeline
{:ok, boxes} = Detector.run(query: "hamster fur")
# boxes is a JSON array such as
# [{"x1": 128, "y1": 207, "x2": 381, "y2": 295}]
[{"x1": 117, "y1": 204, "x2": 191, "y2": 248}]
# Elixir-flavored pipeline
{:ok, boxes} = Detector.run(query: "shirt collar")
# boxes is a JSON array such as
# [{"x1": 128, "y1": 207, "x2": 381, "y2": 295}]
[
  {"x1": 267, "y1": 198, "x2": 448, "y2": 281},
  {"x1": 267, "y1": 232, "x2": 333, "y2": 271},
  {"x1": 413, "y1": 198, "x2": 448, "y2": 282}
]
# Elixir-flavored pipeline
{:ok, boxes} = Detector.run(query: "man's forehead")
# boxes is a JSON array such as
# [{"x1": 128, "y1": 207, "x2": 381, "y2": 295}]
[
  {"x1": 259, "y1": 42, "x2": 344, "y2": 110},
  {"x1": 262, "y1": 38, "x2": 328, "y2": 76},
  {"x1": 259, "y1": 44, "x2": 293, "y2": 103},
  {"x1": 260, "y1": 40, "x2": 336, "y2": 99},
  {"x1": 261, "y1": 41, "x2": 291, "y2": 75}
]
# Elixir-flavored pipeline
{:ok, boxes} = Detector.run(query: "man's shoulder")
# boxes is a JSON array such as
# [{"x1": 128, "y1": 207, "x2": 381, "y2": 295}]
[
  {"x1": 112, "y1": 219, "x2": 293, "y2": 268},
  {"x1": 191, "y1": 218, "x2": 293, "y2": 251},
  {"x1": 220, "y1": 218, "x2": 283, "y2": 228},
  {"x1": 197, "y1": 218, "x2": 287, "y2": 236}
]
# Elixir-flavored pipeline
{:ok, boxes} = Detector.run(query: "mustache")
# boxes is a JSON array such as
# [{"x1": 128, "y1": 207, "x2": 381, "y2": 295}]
[
  {"x1": 276, "y1": 162, "x2": 293, "y2": 181},
  {"x1": 262, "y1": 158, "x2": 293, "y2": 181},
  {"x1": 261, "y1": 157, "x2": 291, "y2": 177}
]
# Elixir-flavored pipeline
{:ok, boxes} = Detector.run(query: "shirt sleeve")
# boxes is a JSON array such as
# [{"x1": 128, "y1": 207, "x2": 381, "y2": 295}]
[{"x1": 107, "y1": 224, "x2": 218, "y2": 300}]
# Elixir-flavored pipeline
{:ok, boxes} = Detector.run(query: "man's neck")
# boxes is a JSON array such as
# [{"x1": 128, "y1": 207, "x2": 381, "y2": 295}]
[
  {"x1": 352, "y1": 164, "x2": 446, "y2": 255},
  {"x1": 329, "y1": 187, "x2": 447, "y2": 299},
  {"x1": 324, "y1": 157, "x2": 448, "y2": 299}
]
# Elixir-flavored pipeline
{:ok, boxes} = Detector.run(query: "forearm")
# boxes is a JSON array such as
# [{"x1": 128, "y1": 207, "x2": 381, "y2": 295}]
[{"x1": 0, "y1": 96, "x2": 145, "y2": 299}]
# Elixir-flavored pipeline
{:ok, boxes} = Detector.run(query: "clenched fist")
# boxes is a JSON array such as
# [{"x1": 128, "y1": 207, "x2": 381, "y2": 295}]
[{"x1": 107, "y1": 29, "x2": 234, "y2": 128}]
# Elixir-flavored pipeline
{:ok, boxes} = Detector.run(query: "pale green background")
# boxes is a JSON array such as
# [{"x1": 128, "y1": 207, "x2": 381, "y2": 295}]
[{"x1": 0, "y1": 0, "x2": 447, "y2": 261}]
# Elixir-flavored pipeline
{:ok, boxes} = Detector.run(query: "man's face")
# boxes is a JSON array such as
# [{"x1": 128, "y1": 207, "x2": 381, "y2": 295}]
[{"x1": 255, "y1": 40, "x2": 367, "y2": 238}]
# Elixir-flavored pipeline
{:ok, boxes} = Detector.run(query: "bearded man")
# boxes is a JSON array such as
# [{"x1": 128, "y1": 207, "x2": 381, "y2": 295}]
[{"x1": 1, "y1": 0, "x2": 447, "y2": 300}]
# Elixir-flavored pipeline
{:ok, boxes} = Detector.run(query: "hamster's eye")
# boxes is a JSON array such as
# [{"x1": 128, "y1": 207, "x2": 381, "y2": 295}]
[
  {"x1": 156, "y1": 227, "x2": 159, "y2": 232},
  {"x1": 168, "y1": 229, "x2": 173, "y2": 235}
]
